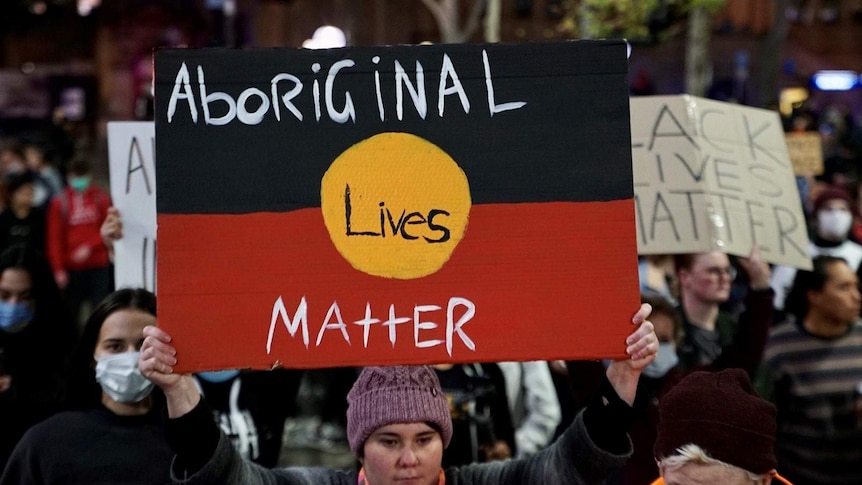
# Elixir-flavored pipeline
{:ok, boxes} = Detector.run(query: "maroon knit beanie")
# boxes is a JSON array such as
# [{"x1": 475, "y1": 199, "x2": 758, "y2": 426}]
[
  {"x1": 813, "y1": 185, "x2": 852, "y2": 213},
  {"x1": 346, "y1": 365, "x2": 452, "y2": 456},
  {"x1": 654, "y1": 368, "x2": 777, "y2": 474}
]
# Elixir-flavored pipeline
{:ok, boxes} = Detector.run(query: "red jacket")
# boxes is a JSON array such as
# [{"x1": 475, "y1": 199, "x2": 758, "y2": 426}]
[{"x1": 46, "y1": 186, "x2": 111, "y2": 272}]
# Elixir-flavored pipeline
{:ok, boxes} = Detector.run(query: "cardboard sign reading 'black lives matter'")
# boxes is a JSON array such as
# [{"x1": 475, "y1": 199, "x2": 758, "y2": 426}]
[
  {"x1": 154, "y1": 41, "x2": 640, "y2": 372},
  {"x1": 631, "y1": 95, "x2": 812, "y2": 270}
]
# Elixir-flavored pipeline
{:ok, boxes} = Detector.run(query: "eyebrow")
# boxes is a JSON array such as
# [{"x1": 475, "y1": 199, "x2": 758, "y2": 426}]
[
  {"x1": 372, "y1": 430, "x2": 436, "y2": 439},
  {"x1": 101, "y1": 338, "x2": 127, "y2": 345}
]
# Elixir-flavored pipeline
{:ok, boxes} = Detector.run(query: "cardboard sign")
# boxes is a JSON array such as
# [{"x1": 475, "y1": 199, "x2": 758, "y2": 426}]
[
  {"x1": 631, "y1": 95, "x2": 812, "y2": 270},
  {"x1": 106, "y1": 122, "x2": 157, "y2": 293},
  {"x1": 154, "y1": 41, "x2": 640, "y2": 372},
  {"x1": 785, "y1": 132, "x2": 824, "y2": 176}
]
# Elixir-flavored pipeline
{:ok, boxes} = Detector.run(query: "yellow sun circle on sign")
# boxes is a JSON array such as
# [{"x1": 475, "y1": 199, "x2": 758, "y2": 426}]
[{"x1": 321, "y1": 132, "x2": 471, "y2": 279}]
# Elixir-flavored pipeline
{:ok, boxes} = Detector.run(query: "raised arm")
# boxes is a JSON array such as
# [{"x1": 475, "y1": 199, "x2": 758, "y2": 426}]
[
  {"x1": 139, "y1": 325, "x2": 200, "y2": 417},
  {"x1": 606, "y1": 303, "x2": 657, "y2": 406},
  {"x1": 100, "y1": 207, "x2": 123, "y2": 262}
]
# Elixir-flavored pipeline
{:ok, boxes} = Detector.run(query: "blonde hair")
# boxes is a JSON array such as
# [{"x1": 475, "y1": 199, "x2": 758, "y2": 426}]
[{"x1": 658, "y1": 444, "x2": 766, "y2": 484}]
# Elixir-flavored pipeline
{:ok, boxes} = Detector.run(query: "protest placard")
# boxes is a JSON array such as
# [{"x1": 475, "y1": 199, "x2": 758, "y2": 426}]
[
  {"x1": 631, "y1": 95, "x2": 811, "y2": 270},
  {"x1": 154, "y1": 41, "x2": 640, "y2": 371},
  {"x1": 784, "y1": 132, "x2": 824, "y2": 176},
  {"x1": 106, "y1": 121, "x2": 157, "y2": 292}
]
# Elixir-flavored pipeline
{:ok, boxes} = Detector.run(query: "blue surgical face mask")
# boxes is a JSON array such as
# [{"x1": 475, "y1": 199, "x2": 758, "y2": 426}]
[
  {"x1": 197, "y1": 369, "x2": 240, "y2": 383},
  {"x1": 69, "y1": 176, "x2": 91, "y2": 192},
  {"x1": 642, "y1": 342, "x2": 679, "y2": 379},
  {"x1": 0, "y1": 301, "x2": 34, "y2": 333}
]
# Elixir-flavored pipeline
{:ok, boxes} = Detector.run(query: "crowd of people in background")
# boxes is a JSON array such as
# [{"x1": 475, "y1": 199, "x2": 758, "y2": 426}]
[{"x1": 0, "y1": 98, "x2": 861, "y2": 484}]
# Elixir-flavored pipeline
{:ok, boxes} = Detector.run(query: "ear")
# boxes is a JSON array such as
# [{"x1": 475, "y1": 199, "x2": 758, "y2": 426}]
[
  {"x1": 807, "y1": 288, "x2": 822, "y2": 307},
  {"x1": 677, "y1": 268, "x2": 692, "y2": 288}
]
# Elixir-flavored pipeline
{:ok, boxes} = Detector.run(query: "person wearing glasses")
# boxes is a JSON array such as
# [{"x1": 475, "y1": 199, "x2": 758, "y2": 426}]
[{"x1": 672, "y1": 247, "x2": 772, "y2": 376}]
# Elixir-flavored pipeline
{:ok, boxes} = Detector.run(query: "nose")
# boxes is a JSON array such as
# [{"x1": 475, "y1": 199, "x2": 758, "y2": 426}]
[{"x1": 397, "y1": 447, "x2": 419, "y2": 467}]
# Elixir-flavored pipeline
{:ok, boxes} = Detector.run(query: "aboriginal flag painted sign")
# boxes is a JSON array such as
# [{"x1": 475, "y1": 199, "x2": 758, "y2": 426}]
[{"x1": 154, "y1": 41, "x2": 639, "y2": 372}]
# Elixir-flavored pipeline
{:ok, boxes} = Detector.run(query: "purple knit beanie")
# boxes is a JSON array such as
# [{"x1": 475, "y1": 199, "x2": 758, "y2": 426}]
[{"x1": 346, "y1": 365, "x2": 452, "y2": 456}]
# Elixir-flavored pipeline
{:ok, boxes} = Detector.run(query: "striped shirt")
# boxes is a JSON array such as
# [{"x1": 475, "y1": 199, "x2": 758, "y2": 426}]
[{"x1": 761, "y1": 320, "x2": 862, "y2": 485}]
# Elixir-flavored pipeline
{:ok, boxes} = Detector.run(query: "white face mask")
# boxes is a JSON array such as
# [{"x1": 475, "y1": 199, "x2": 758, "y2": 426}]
[
  {"x1": 94, "y1": 351, "x2": 154, "y2": 403},
  {"x1": 817, "y1": 209, "x2": 853, "y2": 241},
  {"x1": 642, "y1": 342, "x2": 679, "y2": 379}
]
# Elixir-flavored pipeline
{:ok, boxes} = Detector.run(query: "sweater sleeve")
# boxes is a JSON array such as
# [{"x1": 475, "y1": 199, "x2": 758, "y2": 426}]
[
  {"x1": 452, "y1": 376, "x2": 632, "y2": 485},
  {"x1": 166, "y1": 398, "x2": 354, "y2": 485},
  {"x1": 581, "y1": 375, "x2": 635, "y2": 455},
  {"x1": 45, "y1": 197, "x2": 65, "y2": 273},
  {"x1": 715, "y1": 287, "x2": 774, "y2": 377},
  {"x1": 165, "y1": 397, "x2": 221, "y2": 476}
]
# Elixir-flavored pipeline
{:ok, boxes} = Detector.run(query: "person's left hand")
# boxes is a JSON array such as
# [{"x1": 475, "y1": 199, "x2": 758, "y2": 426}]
[{"x1": 606, "y1": 303, "x2": 658, "y2": 406}]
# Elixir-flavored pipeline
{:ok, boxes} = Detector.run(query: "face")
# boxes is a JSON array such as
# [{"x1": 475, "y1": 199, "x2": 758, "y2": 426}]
[
  {"x1": 94, "y1": 309, "x2": 156, "y2": 360},
  {"x1": 0, "y1": 268, "x2": 33, "y2": 305},
  {"x1": 11, "y1": 183, "x2": 34, "y2": 209},
  {"x1": 0, "y1": 151, "x2": 25, "y2": 173},
  {"x1": 660, "y1": 461, "x2": 769, "y2": 485},
  {"x1": 360, "y1": 422, "x2": 443, "y2": 485},
  {"x1": 819, "y1": 199, "x2": 850, "y2": 213},
  {"x1": 809, "y1": 260, "x2": 861, "y2": 326},
  {"x1": 652, "y1": 311, "x2": 677, "y2": 349},
  {"x1": 816, "y1": 199, "x2": 853, "y2": 240},
  {"x1": 679, "y1": 252, "x2": 733, "y2": 304}
]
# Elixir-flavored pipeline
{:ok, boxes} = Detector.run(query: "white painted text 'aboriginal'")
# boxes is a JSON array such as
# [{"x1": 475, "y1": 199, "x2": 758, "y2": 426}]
[{"x1": 166, "y1": 50, "x2": 525, "y2": 126}]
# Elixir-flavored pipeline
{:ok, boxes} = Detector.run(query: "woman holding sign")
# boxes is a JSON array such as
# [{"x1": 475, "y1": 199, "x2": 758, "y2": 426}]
[
  {"x1": 138, "y1": 304, "x2": 657, "y2": 485},
  {"x1": 1, "y1": 288, "x2": 173, "y2": 484}
]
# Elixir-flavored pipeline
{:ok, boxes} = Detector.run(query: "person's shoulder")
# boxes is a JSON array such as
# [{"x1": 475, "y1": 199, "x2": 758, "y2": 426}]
[
  {"x1": 19, "y1": 411, "x2": 91, "y2": 441},
  {"x1": 769, "y1": 318, "x2": 800, "y2": 334},
  {"x1": 763, "y1": 321, "x2": 805, "y2": 361}
]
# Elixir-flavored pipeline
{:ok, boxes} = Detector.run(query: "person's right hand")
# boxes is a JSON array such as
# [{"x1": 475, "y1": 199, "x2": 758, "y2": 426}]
[
  {"x1": 140, "y1": 325, "x2": 200, "y2": 418},
  {"x1": 100, "y1": 207, "x2": 123, "y2": 246}
]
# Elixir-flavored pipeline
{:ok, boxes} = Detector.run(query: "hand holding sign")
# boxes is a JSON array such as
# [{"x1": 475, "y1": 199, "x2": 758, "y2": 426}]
[
  {"x1": 139, "y1": 325, "x2": 200, "y2": 419},
  {"x1": 101, "y1": 207, "x2": 123, "y2": 249},
  {"x1": 736, "y1": 245, "x2": 771, "y2": 290},
  {"x1": 607, "y1": 303, "x2": 657, "y2": 406}
]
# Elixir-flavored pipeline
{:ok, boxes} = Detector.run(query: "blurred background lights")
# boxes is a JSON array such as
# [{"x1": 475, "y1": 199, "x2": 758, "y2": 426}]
[
  {"x1": 811, "y1": 70, "x2": 857, "y2": 91},
  {"x1": 30, "y1": 1, "x2": 47, "y2": 15},
  {"x1": 302, "y1": 25, "x2": 347, "y2": 49},
  {"x1": 77, "y1": 0, "x2": 101, "y2": 17}
]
